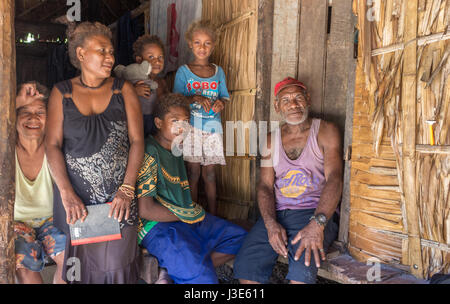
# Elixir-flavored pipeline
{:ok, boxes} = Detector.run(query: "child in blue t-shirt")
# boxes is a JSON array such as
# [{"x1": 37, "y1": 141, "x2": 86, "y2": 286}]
[{"x1": 173, "y1": 20, "x2": 230, "y2": 216}]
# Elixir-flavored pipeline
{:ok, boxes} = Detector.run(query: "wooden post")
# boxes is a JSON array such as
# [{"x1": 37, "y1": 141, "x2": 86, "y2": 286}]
[
  {"x1": 324, "y1": 0, "x2": 357, "y2": 246},
  {"x1": 251, "y1": 0, "x2": 274, "y2": 221},
  {"x1": 402, "y1": 0, "x2": 423, "y2": 279},
  {"x1": 323, "y1": 0, "x2": 356, "y2": 133},
  {"x1": 269, "y1": 0, "x2": 301, "y2": 122},
  {"x1": 0, "y1": 0, "x2": 16, "y2": 284},
  {"x1": 297, "y1": 0, "x2": 329, "y2": 117}
]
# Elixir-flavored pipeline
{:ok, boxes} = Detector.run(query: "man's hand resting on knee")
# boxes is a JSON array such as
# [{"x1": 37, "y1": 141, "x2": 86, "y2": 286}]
[{"x1": 291, "y1": 220, "x2": 326, "y2": 268}]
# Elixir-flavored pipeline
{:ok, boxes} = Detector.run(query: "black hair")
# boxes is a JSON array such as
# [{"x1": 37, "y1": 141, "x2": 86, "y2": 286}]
[
  {"x1": 153, "y1": 93, "x2": 190, "y2": 120},
  {"x1": 133, "y1": 35, "x2": 165, "y2": 59}
]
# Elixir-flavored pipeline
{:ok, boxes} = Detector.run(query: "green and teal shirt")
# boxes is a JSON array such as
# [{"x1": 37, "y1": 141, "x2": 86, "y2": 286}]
[{"x1": 136, "y1": 135, "x2": 205, "y2": 244}]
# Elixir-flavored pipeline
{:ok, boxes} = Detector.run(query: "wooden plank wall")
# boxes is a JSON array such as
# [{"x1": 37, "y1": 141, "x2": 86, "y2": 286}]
[
  {"x1": 296, "y1": 0, "x2": 356, "y2": 133},
  {"x1": 269, "y1": 0, "x2": 357, "y2": 243}
]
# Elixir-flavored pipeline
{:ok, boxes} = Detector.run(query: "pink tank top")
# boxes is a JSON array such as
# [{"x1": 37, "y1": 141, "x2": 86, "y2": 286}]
[{"x1": 273, "y1": 119, "x2": 325, "y2": 211}]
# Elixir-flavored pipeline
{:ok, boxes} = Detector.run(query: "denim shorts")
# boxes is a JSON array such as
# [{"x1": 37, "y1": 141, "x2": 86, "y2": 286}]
[
  {"x1": 233, "y1": 209, "x2": 338, "y2": 284},
  {"x1": 15, "y1": 216, "x2": 66, "y2": 272},
  {"x1": 141, "y1": 213, "x2": 247, "y2": 284}
]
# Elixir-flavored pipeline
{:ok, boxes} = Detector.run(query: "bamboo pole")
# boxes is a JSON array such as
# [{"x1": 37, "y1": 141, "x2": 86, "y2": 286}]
[
  {"x1": 371, "y1": 30, "x2": 450, "y2": 56},
  {"x1": 0, "y1": 0, "x2": 16, "y2": 284},
  {"x1": 401, "y1": 0, "x2": 424, "y2": 279},
  {"x1": 416, "y1": 145, "x2": 450, "y2": 154}
]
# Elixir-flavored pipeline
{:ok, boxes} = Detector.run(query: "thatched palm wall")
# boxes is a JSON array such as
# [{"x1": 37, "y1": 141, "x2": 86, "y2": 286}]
[
  {"x1": 202, "y1": 0, "x2": 258, "y2": 220},
  {"x1": 350, "y1": 0, "x2": 449, "y2": 279}
]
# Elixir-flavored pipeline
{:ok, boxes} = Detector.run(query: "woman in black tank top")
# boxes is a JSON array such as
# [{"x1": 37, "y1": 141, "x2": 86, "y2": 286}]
[{"x1": 45, "y1": 22, "x2": 144, "y2": 284}]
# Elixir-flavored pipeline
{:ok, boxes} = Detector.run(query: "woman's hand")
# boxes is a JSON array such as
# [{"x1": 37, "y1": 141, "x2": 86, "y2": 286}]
[
  {"x1": 60, "y1": 191, "x2": 88, "y2": 225},
  {"x1": 134, "y1": 81, "x2": 151, "y2": 98},
  {"x1": 108, "y1": 189, "x2": 132, "y2": 222}
]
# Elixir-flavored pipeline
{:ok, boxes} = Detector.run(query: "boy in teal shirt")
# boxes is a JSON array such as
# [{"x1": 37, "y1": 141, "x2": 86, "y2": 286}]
[{"x1": 136, "y1": 93, "x2": 247, "y2": 284}]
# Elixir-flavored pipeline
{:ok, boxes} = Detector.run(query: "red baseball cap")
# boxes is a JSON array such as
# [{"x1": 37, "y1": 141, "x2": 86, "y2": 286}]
[{"x1": 274, "y1": 77, "x2": 307, "y2": 97}]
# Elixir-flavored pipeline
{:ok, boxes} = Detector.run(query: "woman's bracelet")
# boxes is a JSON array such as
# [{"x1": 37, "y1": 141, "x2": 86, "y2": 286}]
[
  {"x1": 120, "y1": 183, "x2": 135, "y2": 191},
  {"x1": 118, "y1": 184, "x2": 135, "y2": 199}
]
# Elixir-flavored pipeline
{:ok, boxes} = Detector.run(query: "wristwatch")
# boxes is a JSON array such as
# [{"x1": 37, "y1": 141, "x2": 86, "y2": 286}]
[{"x1": 309, "y1": 213, "x2": 328, "y2": 227}]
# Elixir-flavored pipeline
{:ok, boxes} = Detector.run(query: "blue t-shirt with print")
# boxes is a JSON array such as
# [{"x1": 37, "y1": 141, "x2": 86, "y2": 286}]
[{"x1": 173, "y1": 64, "x2": 230, "y2": 134}]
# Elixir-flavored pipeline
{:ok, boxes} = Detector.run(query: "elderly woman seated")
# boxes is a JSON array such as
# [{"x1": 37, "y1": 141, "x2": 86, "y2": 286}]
[{"x1": 14, "y1": 82, "x2": 66, "y2": 284}]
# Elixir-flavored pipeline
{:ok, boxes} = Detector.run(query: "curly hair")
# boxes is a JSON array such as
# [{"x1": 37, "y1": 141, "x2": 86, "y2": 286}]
[
  {"x1": 67, "y1": 22, "x2": 113, "y2": 70},
  {"x1": 185, "y1": 20, "x2": 217, "y2": 43},
  {"x1": 153, "y1": 93, "x2": 190, "y2": 121},
  {"x1": 132, "y1": 35, "x2": 165, "y2": 59}
]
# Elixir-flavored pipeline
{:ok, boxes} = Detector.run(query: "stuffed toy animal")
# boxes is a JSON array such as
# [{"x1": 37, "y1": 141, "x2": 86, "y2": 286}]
[{"x1": 114, "y1": 61, "x2": 159, "y2": 115}]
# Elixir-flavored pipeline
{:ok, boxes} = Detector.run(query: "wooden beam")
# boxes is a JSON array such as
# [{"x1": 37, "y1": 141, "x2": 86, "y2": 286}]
[
  {"x1": 101, "y1": 0, "x2": 119, "y2": 19},
  {"x1": 119, "y1": 0, "x2": 130, "y2": 11},
  {"x1": 252, "y1": 0, "x2": 274, "y2": 222},
  {"x1": 17, "y1": 0, "x2": 48, "y2": 18},
  {"x1": 109, "y1": 1, "x2": 150, "y2": 30},
  {"x1": 324, "y1": 0, "x2": 356, "y2": 133},
  {"x1": 269, "y1": 0, "x2": 301, "y2": 122},
  {"x1": 323, "y1": 0, "x2": 357, "y2": 247},
  {"x1": 402, "y1": 0, "x2": 424, "y2": 279},
  {"x1": 0, "y1": 0, "x2": 16, "y2": 284},
  {"x1": 317, "y1": 254, "x2": 427, "y2": 284},
  {"x1": 334, "y1": 0, "x2": 356, "y2": 245},
  {"x1": 297, "y1": 0, "x2": 329, "y2": 117},
  {"x1": 38, "y1": 4, "x2": 71, "y2": 23}
]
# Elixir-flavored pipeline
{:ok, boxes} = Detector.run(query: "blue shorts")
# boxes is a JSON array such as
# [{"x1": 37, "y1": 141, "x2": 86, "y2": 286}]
[
  {"x1": 234, "y1": 209, "x2": 338, "y2": 284},
  {"x1": 14, "y1": 217, "x2": 66, "y2": 272},
  {"x1": 141, "y1": 213, "x2": 247, "y2": 284}
]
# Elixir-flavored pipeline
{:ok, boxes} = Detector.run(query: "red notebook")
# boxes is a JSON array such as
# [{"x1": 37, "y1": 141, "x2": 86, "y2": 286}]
[{"x1": 69, "y1": 203, "x2": 122, "y2": 246}]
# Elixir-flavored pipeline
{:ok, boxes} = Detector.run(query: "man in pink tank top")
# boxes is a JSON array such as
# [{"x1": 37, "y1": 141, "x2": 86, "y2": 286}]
[{"x1": 234, "y1": 77, "x2": 343, "y2": 284}]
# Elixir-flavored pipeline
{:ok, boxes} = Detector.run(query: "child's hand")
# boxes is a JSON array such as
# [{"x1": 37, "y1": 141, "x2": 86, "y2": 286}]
[
  {"x1": 192, "y1": 95, "x2": 212, "y2": 113},
  {"x1": 212, "y1": 99, "x2": 225, "y2": 113},
  {"x1": 134, "y1": 81, "x2": 151, "y2": 98}
]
